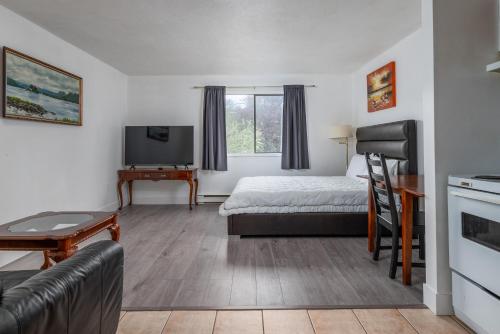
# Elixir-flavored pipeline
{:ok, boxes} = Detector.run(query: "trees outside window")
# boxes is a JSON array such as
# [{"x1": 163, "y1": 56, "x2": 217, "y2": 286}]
[{"x1": 226, "y1": 94, "x2": 283, "y2": 154}]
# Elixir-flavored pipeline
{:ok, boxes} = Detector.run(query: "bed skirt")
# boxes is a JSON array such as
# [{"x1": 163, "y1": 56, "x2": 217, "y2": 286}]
[{"x1": 227, "y1": 212, "x2": 368, "y2": 236}]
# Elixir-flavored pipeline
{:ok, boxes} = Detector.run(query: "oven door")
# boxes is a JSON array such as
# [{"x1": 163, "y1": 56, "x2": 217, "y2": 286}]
[{"x1": 448, "y1": 186, "x2": 500, "y2": 296}]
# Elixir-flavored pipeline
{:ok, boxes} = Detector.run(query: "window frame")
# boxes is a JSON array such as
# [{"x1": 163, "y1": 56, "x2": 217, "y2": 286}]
[{"x1": 226, "y1": 93, "x2": 283, "y2": 156}]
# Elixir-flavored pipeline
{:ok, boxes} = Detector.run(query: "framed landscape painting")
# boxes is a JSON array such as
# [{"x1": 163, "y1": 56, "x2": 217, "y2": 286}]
[
  {"x1": 3, "y1": 47, "x2": 82, "y2": 125},
  {"x1": 367, "y1": 61, "x2": 396, "y2": 113}
]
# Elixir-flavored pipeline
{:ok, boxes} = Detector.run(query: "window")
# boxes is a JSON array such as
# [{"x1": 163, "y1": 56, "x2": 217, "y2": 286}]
[{"x1": 226, "y1": 94, "x2": 283, "y2": 154}]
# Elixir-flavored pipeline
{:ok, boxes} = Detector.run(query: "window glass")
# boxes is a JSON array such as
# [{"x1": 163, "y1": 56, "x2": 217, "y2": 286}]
[
  {"x1": 255, "y1": 95, "x2": 283, "y2": 153},
  {"x1": 225, "y1": 94, "x2": 283, "y2": 154},
  {"x1": 225, "y1": 95, "x2": 254, "y2": 154}
]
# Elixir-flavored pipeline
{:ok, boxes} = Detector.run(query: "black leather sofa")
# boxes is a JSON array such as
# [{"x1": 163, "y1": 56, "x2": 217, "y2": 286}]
[{"x1": 0, "y1": 240, "x2": 123, "y2": 334}]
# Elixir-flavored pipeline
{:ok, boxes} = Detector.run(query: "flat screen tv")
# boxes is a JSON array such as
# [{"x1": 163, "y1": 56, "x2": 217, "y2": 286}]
[{"x1": 124, "y1": 126, "x2": 194, "y2": 166}]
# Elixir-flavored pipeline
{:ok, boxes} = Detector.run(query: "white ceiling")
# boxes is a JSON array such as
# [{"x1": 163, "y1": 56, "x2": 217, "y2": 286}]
[{"x1": 0, "y1": 0, "x2": 421, "y2": 75}]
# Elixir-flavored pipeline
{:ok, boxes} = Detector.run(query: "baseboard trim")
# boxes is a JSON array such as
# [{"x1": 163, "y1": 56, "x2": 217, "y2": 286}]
[
  {"x1": 423, "y1": 283, "x2": 453, "y2": 315},
  {"x1": 197, "y1": 195, "x2": 227, "y2": 204},
  {"x1": 97, "y1": 200, "x2": 119, "y2": 211},
  {"x1": 0, "y1": 251, "x2": 31, "y2": 269}
]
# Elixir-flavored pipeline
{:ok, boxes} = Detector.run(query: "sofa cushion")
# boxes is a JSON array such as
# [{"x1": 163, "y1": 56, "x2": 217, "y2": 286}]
[
  {"x1": 0, "y1": 241, "x2": 123, "y2": 334},
  {"x1": 0, "y1": 270, "x2": 40, "y2": 291}
]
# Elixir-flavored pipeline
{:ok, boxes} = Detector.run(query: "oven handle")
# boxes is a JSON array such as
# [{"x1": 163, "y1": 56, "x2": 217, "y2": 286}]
[{"x1": 450, "y1": 191, "x2": 500, "y2": 205}]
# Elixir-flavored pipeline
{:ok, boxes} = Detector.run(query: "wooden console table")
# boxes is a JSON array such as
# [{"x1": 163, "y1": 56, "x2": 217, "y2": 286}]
[{"x1": 117, "y1": 168, "x2": 198, "y2": 210}]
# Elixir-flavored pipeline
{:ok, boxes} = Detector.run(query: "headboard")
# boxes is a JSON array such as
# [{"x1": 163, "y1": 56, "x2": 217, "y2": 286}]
[{"x1": 356, "y1": 120, "x2": 417, "y2": 175}]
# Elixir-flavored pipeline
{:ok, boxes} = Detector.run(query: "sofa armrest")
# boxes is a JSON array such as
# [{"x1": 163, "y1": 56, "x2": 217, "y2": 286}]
[{"x1": 0, "y1": 240, "x2": 123, "y2": 334}]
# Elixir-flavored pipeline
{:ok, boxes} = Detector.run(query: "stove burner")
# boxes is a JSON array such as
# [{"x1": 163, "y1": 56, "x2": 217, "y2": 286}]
[{"x1": 473, "y1": 175, "x2": 500, "y2": 181}]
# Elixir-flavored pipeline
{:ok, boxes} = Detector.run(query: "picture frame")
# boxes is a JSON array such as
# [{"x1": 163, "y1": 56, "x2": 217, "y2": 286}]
[
  {"x1": 367, "y1": 61, "x2": 396, "y2": 113},
  {"x1": 3, "y1": 47, "x2": 83, "y2": 125}
]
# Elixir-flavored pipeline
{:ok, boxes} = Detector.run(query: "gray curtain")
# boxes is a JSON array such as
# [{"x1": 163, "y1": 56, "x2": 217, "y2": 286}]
[
  {"x1": 281, "y1": 85, "x2": 310, "y2": 169},
  {"x1": 202, "y1": 86, "x2": 227, "y2": 171}
]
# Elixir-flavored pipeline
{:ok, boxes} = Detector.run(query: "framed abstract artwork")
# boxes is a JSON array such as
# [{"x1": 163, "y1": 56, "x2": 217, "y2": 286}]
[
  {"x1": 3, "y1": 47, "x2": 82, "y2": 125},
  {"x1": 367, "y1": 61, "x2": 396, "y2": 113}
]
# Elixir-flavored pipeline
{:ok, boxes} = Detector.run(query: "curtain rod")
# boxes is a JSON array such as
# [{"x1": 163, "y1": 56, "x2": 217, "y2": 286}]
[{"x1": 192, "y1": 85, "x2": 317, "y2": 89}]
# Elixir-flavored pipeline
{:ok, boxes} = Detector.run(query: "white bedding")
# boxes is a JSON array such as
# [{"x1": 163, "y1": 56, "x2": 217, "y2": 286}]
[{"x1": 219, "y1": 176, "x2": 368, "y2": 216}]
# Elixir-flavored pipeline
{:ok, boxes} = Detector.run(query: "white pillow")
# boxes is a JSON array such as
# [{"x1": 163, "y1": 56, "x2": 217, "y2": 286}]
[
  {"x1": 371, "y1": 154, "x2": 399, "y2": 176},
  {"x1": 387, "y1": 159, "x2": 400, "y2": 175},
  {"x1": 346, "y1": 154, "x2": 368, "y2": 179}
]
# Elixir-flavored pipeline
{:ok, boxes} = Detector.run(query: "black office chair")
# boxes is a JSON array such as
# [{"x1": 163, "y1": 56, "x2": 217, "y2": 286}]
[{"x1": 365, "y1": 153, "x2": 425, "y2": 279}]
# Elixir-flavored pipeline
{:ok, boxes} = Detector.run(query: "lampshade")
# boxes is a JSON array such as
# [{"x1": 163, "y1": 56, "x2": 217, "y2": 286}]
[{"x1": 328, "y1": 125, "x2": 353, "y2": 139}]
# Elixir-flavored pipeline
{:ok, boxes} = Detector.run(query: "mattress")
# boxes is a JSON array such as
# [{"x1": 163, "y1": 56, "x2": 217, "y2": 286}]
[{"x1": 219, "y1": 176, "x2": 369, "y2": 216}]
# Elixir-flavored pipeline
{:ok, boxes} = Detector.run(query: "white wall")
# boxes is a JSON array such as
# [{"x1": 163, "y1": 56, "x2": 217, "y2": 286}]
[
  {"x1": 127, "y1": 75, "x2": 353, "y2": 203},
  {"x1": 422, "y1": 0, "x2": 500, "y2": 315},
  {"x1": 351, "y1": 28, "x2": 425, "y2": 172},
  {"x1": 0, "y1": 5, "x2": 128, "y2": 266}
]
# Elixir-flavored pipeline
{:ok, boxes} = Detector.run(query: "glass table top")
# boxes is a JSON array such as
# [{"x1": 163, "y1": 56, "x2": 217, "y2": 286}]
[{"x1": 8, "y1": 213, "x2": 94, "y2": 233}]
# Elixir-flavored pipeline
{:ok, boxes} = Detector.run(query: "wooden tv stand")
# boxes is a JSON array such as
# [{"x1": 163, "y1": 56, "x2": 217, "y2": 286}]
[{"x1": 117, "y1": 168, "x2": 198, "y2": 210}]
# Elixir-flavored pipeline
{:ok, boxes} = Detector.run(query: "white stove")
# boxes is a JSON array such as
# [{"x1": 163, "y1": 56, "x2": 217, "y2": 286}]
[{"x1": 448, "y1": 175, "x2": 500, "y2": 334}]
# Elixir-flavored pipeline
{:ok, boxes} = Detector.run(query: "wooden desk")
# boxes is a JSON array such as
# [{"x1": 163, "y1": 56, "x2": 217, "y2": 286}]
[
  {"x1": 117, "y1": 168, "x2": 198, "y2": 210},
  {"x1": 362, "y1": 174, "x2": 425, "y2": 285}
]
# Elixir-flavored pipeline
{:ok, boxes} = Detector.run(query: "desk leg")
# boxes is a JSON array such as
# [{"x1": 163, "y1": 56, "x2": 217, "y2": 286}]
[
  {"x1": 188, "y1": 179, "x2": 194, "y2": 210},
  {"x1": 117, "y1": 180, "x2": 125, "y2": 210},
  {"x1": 108, "y1": 214, "x2": 121, "y2": 241},
  {"x1": 42, "y1": 241, "x2": 77, "y2": 269},
  {"x1": 401, "y1": 191, "x2": 414, "y2": 285},
  {"x1": 194, "y1": 179, "x2": 199, "y2": 205},
  {"x1": 127, "y1": 180, "x2": 133, "y2": 207},
  {"x1": 41, "y1": 251, "x2": 53, "y2": 270},
  {"x1": 109, "y1": 224, "x2": 121, "y2": 241},
  {"x1": 367, "y1": 183, "x2": 376, "y2": 252}
]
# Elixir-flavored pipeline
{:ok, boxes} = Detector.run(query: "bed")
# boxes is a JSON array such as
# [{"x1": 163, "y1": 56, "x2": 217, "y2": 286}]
[{"x1": 221, "y1": 120, "x2": 417, "y2": 236}]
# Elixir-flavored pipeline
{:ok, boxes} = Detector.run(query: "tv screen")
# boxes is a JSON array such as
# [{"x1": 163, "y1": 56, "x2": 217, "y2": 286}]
[{"x1": 125, "y1": 126, "x2": 194, "y2": 166}]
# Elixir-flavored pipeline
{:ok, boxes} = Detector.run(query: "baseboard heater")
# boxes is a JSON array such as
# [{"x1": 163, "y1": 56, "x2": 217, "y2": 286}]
[{"x1": 196, "y1": 194, "x2": 230, "y2": 204}]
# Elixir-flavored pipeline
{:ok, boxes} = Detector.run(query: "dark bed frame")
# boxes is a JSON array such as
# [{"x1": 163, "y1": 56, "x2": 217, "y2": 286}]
[{"x1": 227, "y1": 120, "x2": 417, "y2": 236}]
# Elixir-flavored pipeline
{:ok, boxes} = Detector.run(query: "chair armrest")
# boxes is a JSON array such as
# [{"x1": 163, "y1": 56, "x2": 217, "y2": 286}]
[{"x1": 0, "y1": 240, "x2": 123, "y2": 334}]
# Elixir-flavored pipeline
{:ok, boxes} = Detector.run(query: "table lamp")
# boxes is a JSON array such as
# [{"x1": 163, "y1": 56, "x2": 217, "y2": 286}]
[{"x1": 329, "y1": 125, "x2": 353, "y2": 170}]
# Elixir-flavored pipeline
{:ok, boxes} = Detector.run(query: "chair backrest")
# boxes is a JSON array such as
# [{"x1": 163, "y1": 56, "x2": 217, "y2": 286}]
[{"x1": 365, "y1": 153, "x2": 399, "y2": 226}]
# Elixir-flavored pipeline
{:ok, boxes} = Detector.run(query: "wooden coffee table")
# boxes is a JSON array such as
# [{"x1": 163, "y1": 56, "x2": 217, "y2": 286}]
[{"x1": 0, "y1": 211, "x2": 120, "y2": 269}]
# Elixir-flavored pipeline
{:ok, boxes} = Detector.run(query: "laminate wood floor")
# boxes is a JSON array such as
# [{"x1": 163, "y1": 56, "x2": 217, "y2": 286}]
[
  {"x1": 1, "y1": 205, "x2": 425, "y2": 309},
  {"x1": 117, "y1": 309, "x2": 473, "y2": 334}
]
